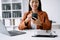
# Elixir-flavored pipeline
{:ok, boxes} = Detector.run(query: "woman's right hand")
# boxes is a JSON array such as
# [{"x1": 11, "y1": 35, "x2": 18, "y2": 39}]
[{"x1": 25, "y1": 13, "x2": 32, "y2": 22}]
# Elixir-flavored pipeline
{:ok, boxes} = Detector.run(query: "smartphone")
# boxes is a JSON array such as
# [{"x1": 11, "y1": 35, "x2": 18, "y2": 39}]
[{"x1": 32, "y1": 13, "x2": 38, "y2": 20}]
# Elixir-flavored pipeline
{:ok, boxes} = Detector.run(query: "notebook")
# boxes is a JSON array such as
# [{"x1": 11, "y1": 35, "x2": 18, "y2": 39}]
[{"x1": 32, "y1": 30, "x2": 57, "y2": 38}]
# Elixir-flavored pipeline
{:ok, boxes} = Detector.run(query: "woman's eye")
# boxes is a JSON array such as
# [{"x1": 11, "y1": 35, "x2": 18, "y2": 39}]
[
  {"x1": 35, "y1": 1, "x2": 38, "y2": 3},
  {"x1": 32, "y1": 1, "x2": 38, "y2": 3},
  {"x1": 32, "y1": 1, "x2": 34, "y2": 3}
]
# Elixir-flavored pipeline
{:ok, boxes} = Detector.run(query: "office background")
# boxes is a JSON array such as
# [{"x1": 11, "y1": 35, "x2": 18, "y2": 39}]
[{"x1": 0, "y1": 0, "x2": 60, "y2": 26}]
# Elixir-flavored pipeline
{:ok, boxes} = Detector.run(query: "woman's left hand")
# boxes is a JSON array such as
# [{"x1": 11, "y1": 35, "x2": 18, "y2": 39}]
[{"x1": 32, "y1": 16, "x2": 42, "y2": 26}]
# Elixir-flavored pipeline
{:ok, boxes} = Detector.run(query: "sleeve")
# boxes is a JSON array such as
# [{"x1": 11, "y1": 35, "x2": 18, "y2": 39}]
[
  {"x1": 42, "y1": 12, "x2": 51, "y2": 30},
  {"x1": 18, "y1": 12, "x2": 28, "y2": 30}
]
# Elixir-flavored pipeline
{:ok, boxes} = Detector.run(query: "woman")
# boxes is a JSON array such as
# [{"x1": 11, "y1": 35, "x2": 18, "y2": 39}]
[{"x1": 18, "y1": 0, "x2": 51, "y2": 30}]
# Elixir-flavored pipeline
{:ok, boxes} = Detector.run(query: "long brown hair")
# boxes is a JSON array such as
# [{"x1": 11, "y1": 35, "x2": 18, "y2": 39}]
[{"x1": 29, "y1": 0, "x2": 42, "y2": 11}]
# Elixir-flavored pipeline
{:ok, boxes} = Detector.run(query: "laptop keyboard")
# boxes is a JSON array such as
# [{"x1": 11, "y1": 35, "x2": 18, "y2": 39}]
[{"x1": 8, "y1": 30, "x2": 26, "y2": 36}]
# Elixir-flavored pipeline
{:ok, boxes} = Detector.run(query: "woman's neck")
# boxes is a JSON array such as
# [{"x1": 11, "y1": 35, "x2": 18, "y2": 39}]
[{"x1": 32, "y1": 9, "x2": 38, "y2": 13}]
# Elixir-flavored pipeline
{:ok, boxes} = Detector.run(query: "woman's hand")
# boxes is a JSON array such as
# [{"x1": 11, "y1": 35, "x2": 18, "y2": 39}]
[
  {"x1": 32, "y1": 16, "x2": 42, "y2": 26},
  {"x1": 25, "y1": 13, "x2": 32, "y2": 22}
]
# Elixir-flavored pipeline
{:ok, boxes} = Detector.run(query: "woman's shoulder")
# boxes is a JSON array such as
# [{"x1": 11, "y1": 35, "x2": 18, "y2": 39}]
[
  {"x1": 39, "y1": 11, "x2": 48, "y2": 15},
  {"x1": 42, "y1": 11, "x2": 48, "y2": 17},
  {"x1": 39, "y1": 10, "x2": 47, "y2": 13},
  {"x1": 24, "y1": 11, "x2": 30, "y2": 15}
]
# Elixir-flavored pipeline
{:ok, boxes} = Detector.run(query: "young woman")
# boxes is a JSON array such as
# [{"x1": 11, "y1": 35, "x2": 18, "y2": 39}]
[{"x1": 18, "y1": 0, "x2": 51, "y2": 30}]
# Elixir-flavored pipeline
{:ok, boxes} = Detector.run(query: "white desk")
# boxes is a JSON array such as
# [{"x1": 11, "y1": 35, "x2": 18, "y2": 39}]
[{"x1": 0, "y1": 29, "x2": 60, "y2": 40}]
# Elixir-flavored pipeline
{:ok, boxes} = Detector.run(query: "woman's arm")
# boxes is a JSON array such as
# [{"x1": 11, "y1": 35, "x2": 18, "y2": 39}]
[
  {"x1": 18, "y1": 12, "x2": 28, "y2": 30},
  {"x1": 42, "y1": 12, "x2": 51, "y2": 30}
]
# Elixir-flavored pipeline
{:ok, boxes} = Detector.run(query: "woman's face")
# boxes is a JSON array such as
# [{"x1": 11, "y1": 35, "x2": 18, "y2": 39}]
[{"x1": 30, "y1": 0, "x2": 39, "y2": 10}]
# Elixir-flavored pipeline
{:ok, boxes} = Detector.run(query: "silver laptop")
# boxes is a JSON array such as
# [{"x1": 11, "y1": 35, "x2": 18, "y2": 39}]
[{"x1": 0, "y1": 20, "x2": 26, "y2": 36}]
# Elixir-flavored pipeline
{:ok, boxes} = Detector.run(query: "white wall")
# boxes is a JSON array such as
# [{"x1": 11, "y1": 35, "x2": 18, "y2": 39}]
[
  {"x1": 41, "y1": 0, "x2": 60, "y2": 24},
  {"x1": 22, "y1": 0, "x2": 29, "y2": 17},
  {"x1": 0, "y1": 0, "x2": 2, "y2": 20}
]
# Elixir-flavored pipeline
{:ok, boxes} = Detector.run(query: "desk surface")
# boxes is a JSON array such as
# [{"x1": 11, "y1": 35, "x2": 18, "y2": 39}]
[{"x1": 0, "y1": 29, "x2": 60, "y2": 40}]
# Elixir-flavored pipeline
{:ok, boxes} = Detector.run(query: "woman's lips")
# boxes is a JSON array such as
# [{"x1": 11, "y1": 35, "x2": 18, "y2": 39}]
[{"x1": 33, "y1": 5, "x2": 37, "y2": 8}]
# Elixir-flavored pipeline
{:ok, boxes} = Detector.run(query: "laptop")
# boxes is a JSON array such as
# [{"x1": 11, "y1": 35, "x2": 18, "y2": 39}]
[{"x1": 0, "y1": 20, "x2": 26, "y2": 36}]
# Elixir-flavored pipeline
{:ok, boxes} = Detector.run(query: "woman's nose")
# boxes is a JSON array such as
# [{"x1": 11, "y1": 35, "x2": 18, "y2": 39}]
[{"x1": 33, "y1": 2, "x2": 37, "y2": 6}]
